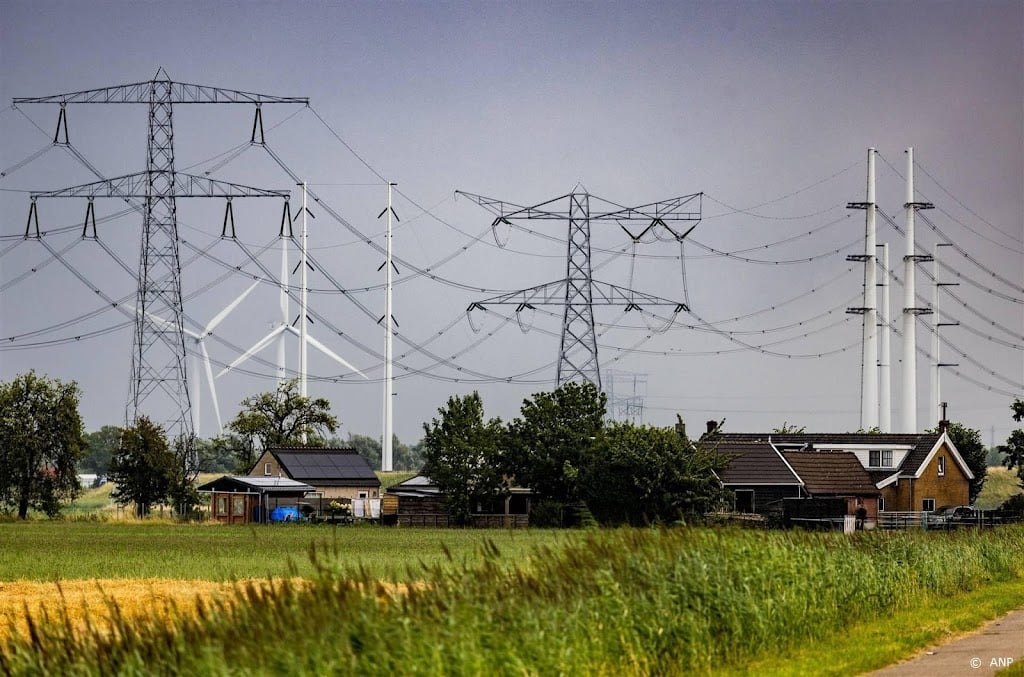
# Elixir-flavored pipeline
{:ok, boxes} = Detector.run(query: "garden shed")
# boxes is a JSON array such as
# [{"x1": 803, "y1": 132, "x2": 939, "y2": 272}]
[
  {"x1": 386, "y1": 475, "x2": 531, "y2": 528},
  {"x1": 197, "y1": 475, "x2": 314, "y2": 525}
]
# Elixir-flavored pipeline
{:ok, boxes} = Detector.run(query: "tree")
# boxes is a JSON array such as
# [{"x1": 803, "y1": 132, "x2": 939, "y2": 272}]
[
  {"x1": 581, "y1": 417, "x2": 729, "y2": 525},
  {"x1": 340, "y1": 433, "x2": 381, "y2": 468},
  {"x1": 227, "y1": 379, "x2": 338, "y2": 454},
  {"x1": 503, "y1": 382, "x2": 607, "y2": 507},
  {"x1": 396, "y1": 437, "x2": 425, "y2": 471},
  {"x1": 999, "y1": 399, "x2": 1024, "y2": 486},
  {"x1": 81, "y1": 425, "x2": 122, "y2": 474},
  {"x1": 108, "y1": 416, "x2": 175, "y2": 518},
  {"x1": 0, "y1": 371, "x2": 86, "y2": 519},
  {"x1": 206, "y1": 432, "x2": 257, "y2": 474},
  {"x1": 196, "y1": 437, "x2": 238, "y2": 473},
  {"x1": 928, "y1": 421, "x2": 988, "y2": 503},
  {"x1": 168, "y1": 433, "x2": 201, "y2": 516},
  {"x1": 421, "y1": 392, "x2": 506, "y2": 526},
  {"x1": 772, "y1": 422, "x2": 806, "y2": 434}
]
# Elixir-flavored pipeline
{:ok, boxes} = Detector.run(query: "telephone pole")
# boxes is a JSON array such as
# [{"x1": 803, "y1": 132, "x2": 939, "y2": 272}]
[{"x1": 15, "y1": 69, "x2": 306, "y2": 438}]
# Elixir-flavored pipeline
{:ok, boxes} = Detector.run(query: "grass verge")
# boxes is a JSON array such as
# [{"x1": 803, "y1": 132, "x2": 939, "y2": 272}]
[{"x1": 745, "y1": 577, "x2": 1024, "y2": 676}]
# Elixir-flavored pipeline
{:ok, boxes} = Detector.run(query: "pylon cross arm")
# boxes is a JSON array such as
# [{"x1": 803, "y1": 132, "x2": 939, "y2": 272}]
[{"x1": 30, "y1": 172, "x2": 290, "y2": 199}]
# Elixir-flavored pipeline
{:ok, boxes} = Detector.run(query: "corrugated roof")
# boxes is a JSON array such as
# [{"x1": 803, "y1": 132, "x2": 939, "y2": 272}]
[
  {"x1": 716, "y1": 441, "x2": 802, "y2": 486},
  {"x1": 782, "y1": 451, "x2": 880, "y2": 496},
  {"x1": 268, "y1": 448, "x2": 380, "y2": 486},
  {"x1": 387, "y1": 474, "x2": 441, "y2": 497},
  {"x1": 197, "y1": 475, "x2": 314, "y2": 494}
]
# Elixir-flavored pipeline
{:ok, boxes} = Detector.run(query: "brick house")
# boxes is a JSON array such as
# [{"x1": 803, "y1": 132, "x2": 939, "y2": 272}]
[
  {"x1": 249, "y1": 447, "x2": 381, "y2": 501},
  {"x1": 710, "y1": 425, "x2": 973, "y2": 514}
]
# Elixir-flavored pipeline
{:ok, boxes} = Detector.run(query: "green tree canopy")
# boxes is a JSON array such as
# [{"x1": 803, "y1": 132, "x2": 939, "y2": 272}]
[
  {"x1": 422, "y1": 392, "x2": 506, "y2": 526},
  {"x1": 227, "y1": 379, "x2": 338, "y2": 455},
  {"x1": 81, "y1": 425, "x2": 122, "y2": 474},
  {"x1": 108, "y1": 416, "x2": 175, "y2": 518},
  {"x1": 928, "y1": 421, "x2": 988, "y2": 503},
  {"x1": 999, "y1": 399, "x2": 1024, "y2": 486},
  {"x1": 168, "y1": 433, "x2": 201, "y2": 516},
  {"x1": 504, "y1": 382, "x2": 607, "y2": 506},
  {"x1": 581, "y1": 417, "x2": 729, "y2": 525},
  {"x1": 0, "y1": 371, "x2": 86, "y2": 519}
]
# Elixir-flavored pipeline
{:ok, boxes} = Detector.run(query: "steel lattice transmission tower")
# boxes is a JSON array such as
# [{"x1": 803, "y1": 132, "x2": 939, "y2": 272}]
[
  {"x1": 458, "y1": 189, "x2": 701, "y2": 390},
  {"x1": 15, "y1": 69, "x2": 306, "y2": 438}
]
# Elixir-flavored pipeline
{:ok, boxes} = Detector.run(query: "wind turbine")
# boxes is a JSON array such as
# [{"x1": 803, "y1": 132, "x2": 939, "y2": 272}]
[
  {"x1": 217, "y1": 194, "x2": 367, "y2": 392},
  {"x1": 148, "y1": 280, "x2": 260, "y2": 437}
]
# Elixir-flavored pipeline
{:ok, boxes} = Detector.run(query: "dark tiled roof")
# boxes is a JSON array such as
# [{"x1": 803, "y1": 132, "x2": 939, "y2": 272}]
[
  {"x1": 269, "y1": 448, "x2": 381, "y2": 487},
  {"x1": 715, "y1": 441, "x2": 801, "y2": 486},
  {"x1": 709, "y1": 432, "x2": 942, "y2": 476},
  {"x1": 782, "y1": 451, "x2": 880, "y2": 496}
]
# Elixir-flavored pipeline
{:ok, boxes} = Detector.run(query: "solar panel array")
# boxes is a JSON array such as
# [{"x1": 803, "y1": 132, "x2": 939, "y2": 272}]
[{"x1": 274, "y1": 449, "x2": 378, "y2": 483}]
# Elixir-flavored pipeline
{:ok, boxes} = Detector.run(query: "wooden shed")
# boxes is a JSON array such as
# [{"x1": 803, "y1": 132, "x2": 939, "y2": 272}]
[
  {"x1": 197, "y1": 475, "x2": 314, "y2": 525},
  {"x1": 386, "y1": 475, "x2": 531, "y2": 528}
]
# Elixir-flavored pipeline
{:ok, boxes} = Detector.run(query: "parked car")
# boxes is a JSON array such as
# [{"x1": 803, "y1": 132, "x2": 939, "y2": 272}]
[{"x1": 932, "y1": 505, "x2": 979, "y2": 528}]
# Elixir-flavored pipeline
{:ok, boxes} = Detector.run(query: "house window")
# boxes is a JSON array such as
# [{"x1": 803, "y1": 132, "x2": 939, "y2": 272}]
[
  {"x1": 358, "y1": 491, "x2": 368, "y2": 499},
  {"x1": 878, "y1": 496, "x2": 885, "y2": 512},
  {"x1": 735, "y1": 490, "x2": 754, "y2": 514},
  {"x1": 937, "y1": 456, "x2": 946, "y2": 476},
  {"x1": 264, "y1": 462, "x2": 272, "y2": 476},
  {"x1": 869, "y1": 450, "x2": 893, "y2": 468},
  {"x1": 922, "y1": 498, "x2": 936, "y2": 512}
]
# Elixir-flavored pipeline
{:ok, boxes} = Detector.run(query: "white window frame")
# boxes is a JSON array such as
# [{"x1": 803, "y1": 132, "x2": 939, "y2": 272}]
[
  {"x1": 922, "y1": 498, "x2": 936, "y2": 512},
  {"x1": 869, "y1": 450, "x2": 893, "y2": 468},
  {"x1": 937, "y1": 455, "x2": 946, "y2": 476},
  {"x1": 264, "y1": 462, "x2": 272, "y2": 476}
]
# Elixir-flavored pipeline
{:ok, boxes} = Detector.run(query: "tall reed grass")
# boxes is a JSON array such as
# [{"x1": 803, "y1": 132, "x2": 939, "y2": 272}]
[{"x1": 2, "y1": 526, "x2": 1022, "y2": 675}]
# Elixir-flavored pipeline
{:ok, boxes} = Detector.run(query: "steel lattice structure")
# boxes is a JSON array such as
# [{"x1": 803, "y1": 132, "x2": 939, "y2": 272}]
[
  {"x1": 15, "y1": 68, "x2": 306, "y2": 438},
  {"x1": 458, "y1": 189, "x2": 701, "y2": 390}
]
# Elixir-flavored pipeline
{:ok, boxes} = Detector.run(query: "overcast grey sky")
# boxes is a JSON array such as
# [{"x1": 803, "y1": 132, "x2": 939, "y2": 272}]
[{"x1": 1, "y1": 0, "x2": 1021, "y2": 448}]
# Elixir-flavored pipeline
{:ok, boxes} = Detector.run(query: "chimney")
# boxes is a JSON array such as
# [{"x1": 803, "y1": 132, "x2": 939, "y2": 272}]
[
  {"x1": 938, "y1": 401, "x2": 949, "y2": 433},
  {"x1": 706, "y1": 420, "x2": 719, "y2": 435}
]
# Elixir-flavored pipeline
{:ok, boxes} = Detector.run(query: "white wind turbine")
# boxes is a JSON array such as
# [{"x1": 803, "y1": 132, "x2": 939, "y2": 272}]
[
  {"x1": 148, "y1": 280, "x2": 260, "y2": 437},
  {"x1": 217, "y1": 202, "x2": 367, "y2": 394}
]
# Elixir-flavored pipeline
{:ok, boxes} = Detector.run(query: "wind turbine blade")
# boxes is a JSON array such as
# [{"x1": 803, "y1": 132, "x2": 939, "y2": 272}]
[
  {"x1": 200, "y1": 341, "x2": 223, "y2": 433},
  {"x1": 204, "y1": 281, "x2": 261, "y2": 335},
  {"x1": 217, "y1": 325, "x2": 287, "y2": 378},
  {"x1": 146, "y1": 311, "x2": 201, "y2": 339},
  {"x1": 306, "y1": 333, "x2": 368, "y2": 380}
]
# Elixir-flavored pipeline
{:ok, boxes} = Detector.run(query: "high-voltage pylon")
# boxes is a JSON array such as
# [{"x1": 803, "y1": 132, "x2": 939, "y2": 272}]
[
  {"x1": 457, "y1": 189, "x2": 701, "y2": 390},
  {"x1": 15, "y1": 68, "x2": 306, "y2": 438}
]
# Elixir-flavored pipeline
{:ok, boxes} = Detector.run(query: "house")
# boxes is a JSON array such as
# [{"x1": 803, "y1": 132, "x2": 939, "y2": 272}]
[
  {"x1": 385, "y1": 474, "x2": 532, "y2": 528},
  {"x1": 709, "y1": 424, "x2": 973, "y2": 515},
  {"x1": 249, "y1": 448, "x2": 381, "y2": 501},
  {"x1": 197, "y1": 475, "x2": 314, "y2": 524},
  {"x1": 781, "y1": 451, "x2": 881, "y2": 527},
  {"x1": 714, "y1": 440, "x2": 803, "y2": 515}
]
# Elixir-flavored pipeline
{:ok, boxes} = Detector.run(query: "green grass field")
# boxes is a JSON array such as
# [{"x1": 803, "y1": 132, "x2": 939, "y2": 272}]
[
  {"x1": 0, "y1": 521, "x2": 573, "y2": 581},
  {"x1": 2, "y1": 525, "x2": 1022, "y2": 675},
  {"x1": 976, "y1": 466, "x2": 1023, "y2": 510}
]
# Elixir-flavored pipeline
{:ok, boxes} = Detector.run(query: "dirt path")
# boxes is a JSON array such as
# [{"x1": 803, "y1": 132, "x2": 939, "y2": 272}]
[{"x1": 866, "y1": 606, "x2": 1024, "y2": 676}]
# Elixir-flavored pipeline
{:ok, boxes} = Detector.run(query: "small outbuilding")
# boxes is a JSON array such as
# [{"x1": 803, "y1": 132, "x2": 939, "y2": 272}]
[
  {"x1": 385, "y1": 474, "x2": 532, "y2": 527},
  {"x1": 197, "y1": 475, "x2": 314, "y2": 525}
]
